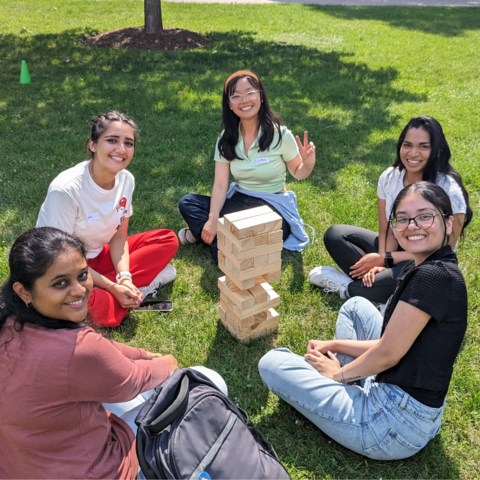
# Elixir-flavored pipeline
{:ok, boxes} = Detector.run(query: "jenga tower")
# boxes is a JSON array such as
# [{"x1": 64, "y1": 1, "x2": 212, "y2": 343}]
[{"x1": 217, "y1": 206, "x2": 282, "y2": 343}]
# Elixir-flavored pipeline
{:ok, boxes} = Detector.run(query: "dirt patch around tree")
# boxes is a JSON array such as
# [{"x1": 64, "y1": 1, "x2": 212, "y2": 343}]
[{"x1": 82, "y1": 26, "x2": 213, "y2": 51}]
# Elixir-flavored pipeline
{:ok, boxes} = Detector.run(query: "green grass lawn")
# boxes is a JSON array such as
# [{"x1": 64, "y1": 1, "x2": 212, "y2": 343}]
[{"x1": 1, "y1": 1, "x2": 479, "y2": 477}]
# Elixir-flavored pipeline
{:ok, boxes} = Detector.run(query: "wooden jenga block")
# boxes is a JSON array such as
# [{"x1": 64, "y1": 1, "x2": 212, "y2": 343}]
[
  {"x1": 223, "y1": 235, "x2": 232, "y2": 253},
  {"x1": 248, "y1": 284, "x2": 268, "y2": 305},
  {"x1": 231, "y1": 240, "x2": 283, "y2": 262},
  {"x1": 218, "y1": 303, "x2": 226, "y2": 322},
  {"x1": 220, "y1": 298, "x2": 257, "y2": 328},
  {"x1": 218, "y1": 276, "x2": 255, "y2": 310},
  {"x1": 223, "y1": 206, "x2": 273, "y2": 232},
  {"x1": 224, "y1": 274, "x2": 265, "y2": 292},
  {"x1": 253, "y1": 254, "x2": 268, "y2": 268},
  {"x1": 254, "y1": 310, "x2": 267, "y2": 322},
  {"x1": 217, "y1": 231, "x2": 225, "y2": 246},
  {"x1": 268, "y1": 230, "x2": 283, "y2": 244},
  {"x1": 228, "y1": 289, "x2": 280, "y2": 320},
  {"x1": 218, "y1": 242, "x2": 282, "y2": 281},
  {"x1": 231, "y1": 212, "x2": 283, "y2": 240},
  {"x1": 255, "y1": 233, "x2": 269, "y2": 246},
  {"x1": 218, "y1": 261, "x2": 256, "y2": 290},
  {"x1": 224, "y1": 255, "x2": 233, "y2": 273},
  {"x1": 218, "y1": 250, "x2": 225, "y2": 268},
  {"x1": 221, "y1": 306, "x2": 279, "y2": 343},
  {"x1": 234, "y1": 260, "x2": 282, "y2": 282},
  {"x1": 265, "y1": 270, "x2": 281, "y2": 283},
  {"x1": 267, "y1": 251, "x2": 281, "y2": 264},
  {"x1": 217, "y1": 218, "x2": 257, "y2": 252}
]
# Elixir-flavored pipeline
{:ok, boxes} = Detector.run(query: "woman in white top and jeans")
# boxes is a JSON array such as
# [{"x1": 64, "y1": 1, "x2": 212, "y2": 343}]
[{"x1": 308, "y1": 116, "x2": 472, "y2": 304}]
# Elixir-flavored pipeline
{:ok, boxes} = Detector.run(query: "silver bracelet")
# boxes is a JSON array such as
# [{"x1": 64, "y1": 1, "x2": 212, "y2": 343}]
[
  {"x1": 116, "y1": 271, "x2": 132, "y2": 282},
  {"x1": 106, "y1": 283, "x2": 117, "y2": 289}
]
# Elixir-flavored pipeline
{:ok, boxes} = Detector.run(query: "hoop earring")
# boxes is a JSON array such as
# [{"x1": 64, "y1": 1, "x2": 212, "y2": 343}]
[{"x1": 25, "y1": 301, "x2": 30, "y2": 308}]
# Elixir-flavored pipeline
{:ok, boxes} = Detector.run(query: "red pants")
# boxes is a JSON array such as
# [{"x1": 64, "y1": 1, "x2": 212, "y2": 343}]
[{"x1": 87, "y1": 229, "x2": 179, "y2": 327}]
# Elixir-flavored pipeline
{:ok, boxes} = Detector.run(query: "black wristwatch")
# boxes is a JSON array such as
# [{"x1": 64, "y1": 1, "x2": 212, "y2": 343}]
[{"x1": 384, "y1": 252, "x2": 394, "y2": 268}]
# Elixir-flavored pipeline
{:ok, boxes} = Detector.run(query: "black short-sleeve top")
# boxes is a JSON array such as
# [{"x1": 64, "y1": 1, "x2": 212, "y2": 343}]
[{"x1": 376, "y1": 246, "x2": 468, "y2": 408}]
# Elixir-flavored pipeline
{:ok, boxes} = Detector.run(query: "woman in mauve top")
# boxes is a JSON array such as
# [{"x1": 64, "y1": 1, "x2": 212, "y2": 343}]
[
  {"x1": 0, "y1": 227, "x2": 178, "y2": 479},
  {"x1": 178, "y1": 69, "x2": 316, "y2": 262}
]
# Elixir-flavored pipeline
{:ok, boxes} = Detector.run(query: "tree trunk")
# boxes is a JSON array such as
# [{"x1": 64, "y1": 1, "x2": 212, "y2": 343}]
[{"x1": 144, "y1": 0, "x2": 163, "y2": 33}]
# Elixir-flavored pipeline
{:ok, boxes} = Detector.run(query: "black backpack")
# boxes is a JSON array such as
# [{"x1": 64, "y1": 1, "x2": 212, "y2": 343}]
[{"x1": 135, "y1": 367, "x2": 290, "y2": 480}]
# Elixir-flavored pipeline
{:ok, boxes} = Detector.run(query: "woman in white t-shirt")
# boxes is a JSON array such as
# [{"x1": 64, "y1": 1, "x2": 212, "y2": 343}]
[
  {"x1": 308, "y1": 116, "x2": 472, "y2": 304},
  {"x1": 37, "y1": 111, "x2": 179, "y2": 327}
]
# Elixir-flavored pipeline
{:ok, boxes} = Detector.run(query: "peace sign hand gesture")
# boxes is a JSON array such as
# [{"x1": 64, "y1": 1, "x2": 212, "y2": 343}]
[{"x1": 295, "y1": 131, "x2": 316, "y2": 170}]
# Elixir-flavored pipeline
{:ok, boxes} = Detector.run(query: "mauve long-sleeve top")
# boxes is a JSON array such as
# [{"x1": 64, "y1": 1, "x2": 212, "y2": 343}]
[{"x1": 0, "y1": 320, "x2": 170, "y2": 479}]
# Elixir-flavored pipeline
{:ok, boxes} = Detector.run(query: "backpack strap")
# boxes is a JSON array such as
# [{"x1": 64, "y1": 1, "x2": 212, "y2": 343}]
[
  {"x1": 136, "y1": 425, "x2": 160, "y2": 480},
  {"x1": 147, "y1": 375, "x2": 190, "y2": 433}
]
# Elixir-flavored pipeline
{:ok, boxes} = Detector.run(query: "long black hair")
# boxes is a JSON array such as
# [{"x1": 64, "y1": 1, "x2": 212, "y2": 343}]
[
  {"x1": 218, "y1": 71, "x2": 283, "y2": 161},
  {"x1": 393, "y1": 116, "x2": 472, "y2": 231},
  {"x1": 0, "y1": 227, "x2": 88, "y2": 340},
  {"x1": 389, "y1": 181, "x2": 456, "y2": 248}
]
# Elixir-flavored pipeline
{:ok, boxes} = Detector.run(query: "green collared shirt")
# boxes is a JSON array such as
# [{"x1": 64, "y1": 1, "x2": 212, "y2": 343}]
[{"x1": 214, "y1": 125, "x2": 299, "y2": 194}]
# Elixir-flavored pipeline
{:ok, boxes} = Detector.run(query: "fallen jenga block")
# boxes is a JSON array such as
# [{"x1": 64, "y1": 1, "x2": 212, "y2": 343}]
[
  {"x1": 223, "y1": 206, "x2": 273, "y2": 232},
  {"x1": 231, "y1": 212, "x2": 283, "y2": 240}
]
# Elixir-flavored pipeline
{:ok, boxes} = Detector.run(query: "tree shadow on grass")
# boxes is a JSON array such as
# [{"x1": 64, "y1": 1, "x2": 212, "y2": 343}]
[
  {"x1": 0, "y1": 28, "x2": 423, "y2": 245},
  {"x1": 305, "y1": 4, "x2": 480, "y2": 37}
]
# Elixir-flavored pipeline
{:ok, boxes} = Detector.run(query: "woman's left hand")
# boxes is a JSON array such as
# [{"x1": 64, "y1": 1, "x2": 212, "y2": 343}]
[
  {"x1": 362, "y1": 266, "x2": 387, "y2": 287},
  {"x1": 295, "y1": 131, "x2": 316, "y2": 169},
  {"x1": 118, "y1": 278, "x2": 144, "y2": 302},
  {"x1": 304, "y1": 349, "x2": 341, "y2": 380},
  {"x1": 350, "y1": 253, "x2": 384, "y2": 278}
]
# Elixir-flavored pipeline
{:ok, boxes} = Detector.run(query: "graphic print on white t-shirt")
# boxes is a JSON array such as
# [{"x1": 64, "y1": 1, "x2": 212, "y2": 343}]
[{"x1": 36, "y1": 161, "x2": 135, "y2": 259}]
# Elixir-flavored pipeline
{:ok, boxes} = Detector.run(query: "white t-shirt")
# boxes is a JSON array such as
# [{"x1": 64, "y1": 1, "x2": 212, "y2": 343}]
[
  {"x1": 36, "y1": 160, "x2": 135, "y2": 259},
  {"x1": 377, "y1": 166, "x2": 467, "y2": 220}
]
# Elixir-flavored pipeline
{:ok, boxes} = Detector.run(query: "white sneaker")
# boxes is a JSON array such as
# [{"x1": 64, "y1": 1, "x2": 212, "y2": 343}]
[
  {"x1": 138, "y1": 265, "x2": 177, "y2": 298},
  {"x1": 308, "y1": 266, "x2": 352, "y2": 299},
  {"x1": 178, "y1": 228, "x2": 197, "y2": 245}
]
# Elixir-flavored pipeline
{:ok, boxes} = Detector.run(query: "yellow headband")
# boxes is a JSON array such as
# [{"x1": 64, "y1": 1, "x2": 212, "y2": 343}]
[{"x1": 224, "y1": 71, "x2": 259, "y2": 93}]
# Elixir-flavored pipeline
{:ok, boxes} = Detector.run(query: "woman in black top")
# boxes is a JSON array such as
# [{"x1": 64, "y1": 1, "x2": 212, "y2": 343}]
[{"x1": 259, "y1": 182, "x2": 468, "y2": 460}]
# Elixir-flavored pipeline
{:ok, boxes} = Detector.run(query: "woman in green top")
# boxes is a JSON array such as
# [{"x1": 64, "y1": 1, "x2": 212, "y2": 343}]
[{"x1": 178, "y1": 69, "x2": 316, "y2": 262}]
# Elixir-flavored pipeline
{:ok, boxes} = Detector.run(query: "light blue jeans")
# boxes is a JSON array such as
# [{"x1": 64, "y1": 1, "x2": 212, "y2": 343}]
[
  {"x1": 104, "y1": 366, "x2": 228, "y2": 479},
  {"x1": 258, "y1": 297, "x2": 444, "y2": 460}
]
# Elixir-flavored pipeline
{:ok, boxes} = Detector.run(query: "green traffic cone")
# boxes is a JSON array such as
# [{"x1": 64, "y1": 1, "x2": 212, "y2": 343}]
[{"x1": 19, "y1": 60, "x2": 31, "y2": 84}]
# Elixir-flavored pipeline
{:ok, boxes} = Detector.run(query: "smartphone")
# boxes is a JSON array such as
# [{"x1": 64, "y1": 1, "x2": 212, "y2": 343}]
[{"x1": 134, "y1": 300, "x2": 173, "y2": 312}]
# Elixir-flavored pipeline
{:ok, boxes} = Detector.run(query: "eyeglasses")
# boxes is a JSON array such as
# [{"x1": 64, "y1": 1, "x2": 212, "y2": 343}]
[
  {"x1": 229, "y1": 90, "x2": 259, "y2": 104},
  {"x1": 390, "y1": 213, "x2": 440, "y2": 232}
]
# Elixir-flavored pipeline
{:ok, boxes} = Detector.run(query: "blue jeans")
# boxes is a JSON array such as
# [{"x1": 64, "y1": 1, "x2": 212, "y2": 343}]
[
  {"x1": 258, "y1": 297, "x2": 444, "y2": 460},
  {"x1": 179, "y1": 192, "x2": 291, "y2": 263}
]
